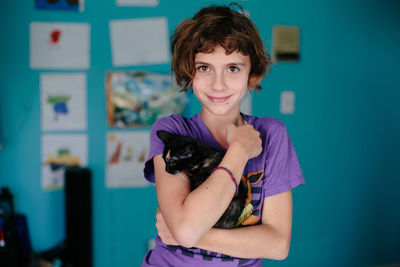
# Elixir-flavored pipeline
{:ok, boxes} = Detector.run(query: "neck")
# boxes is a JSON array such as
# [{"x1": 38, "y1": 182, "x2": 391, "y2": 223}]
[
  {"x1": 200, "y1": 108, "x2": 245, "y2": 149},
  {"x1": 201, "y1": 109, "x2": 244, "y2": 128}
]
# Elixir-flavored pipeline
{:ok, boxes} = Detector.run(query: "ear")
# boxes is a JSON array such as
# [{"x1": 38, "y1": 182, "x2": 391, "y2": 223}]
[{"x1": 156, "y1": 130, "x2": 174, "y2": 143}]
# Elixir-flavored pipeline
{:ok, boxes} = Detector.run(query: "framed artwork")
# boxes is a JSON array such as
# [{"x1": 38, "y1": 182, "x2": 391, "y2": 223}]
[{"x1": 106, "y1": 70, "x2": 187, "y2": 128}]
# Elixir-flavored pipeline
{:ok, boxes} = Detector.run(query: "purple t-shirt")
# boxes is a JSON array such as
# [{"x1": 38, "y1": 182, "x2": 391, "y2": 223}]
[{"x1": 141, "y1": 113, "x2": 305, "y2": 267}]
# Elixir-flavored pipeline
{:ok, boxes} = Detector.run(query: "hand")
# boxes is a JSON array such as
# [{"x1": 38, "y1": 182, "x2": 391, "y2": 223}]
[
  {"x1": 155, "y1": 207, "x2": 179, "y2": 246},
  {"x1": 226, "y1": 124, "x2": 262, "y2": 160}
]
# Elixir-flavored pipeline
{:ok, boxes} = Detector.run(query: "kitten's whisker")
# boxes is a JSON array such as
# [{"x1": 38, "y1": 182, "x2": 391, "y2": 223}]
[{"x1": 176, "y1": 171, "x2": 189, "y2": 182}]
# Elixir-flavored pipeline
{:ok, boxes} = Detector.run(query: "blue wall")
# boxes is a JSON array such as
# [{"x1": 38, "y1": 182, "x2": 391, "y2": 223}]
[{"x1": 1, "y1": 0, "x2": 399, "y2": 266}]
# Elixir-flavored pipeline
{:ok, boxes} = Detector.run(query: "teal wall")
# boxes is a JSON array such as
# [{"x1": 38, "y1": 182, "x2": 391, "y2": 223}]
[{"x1": 1, "y1": 0, "x2": 399, "y2": 266}]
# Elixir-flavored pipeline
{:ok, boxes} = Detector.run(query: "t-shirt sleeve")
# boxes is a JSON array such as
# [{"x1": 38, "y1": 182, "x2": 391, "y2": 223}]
[
  {"x1": 143, "y1": 115, "x2": 181, "y2": 183},
  {"x1": 263, "y1": 123, "x2": 305, "y2": 197}
]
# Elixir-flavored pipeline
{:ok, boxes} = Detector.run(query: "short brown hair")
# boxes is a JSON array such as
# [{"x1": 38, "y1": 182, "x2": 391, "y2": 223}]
[{"x1": 171, "y1": 4, "x2": 271, "y2": 91}]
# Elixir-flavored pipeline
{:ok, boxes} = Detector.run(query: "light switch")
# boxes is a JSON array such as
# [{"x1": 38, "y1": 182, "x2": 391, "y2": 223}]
[{"x1": 280, "y1": 91, "x2": 295, "y2": 114}]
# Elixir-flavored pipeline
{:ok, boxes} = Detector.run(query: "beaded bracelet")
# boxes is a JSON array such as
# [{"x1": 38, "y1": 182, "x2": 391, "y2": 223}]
[{"x1": 210, "y1": 166, "x2": 239, "y2": 197}]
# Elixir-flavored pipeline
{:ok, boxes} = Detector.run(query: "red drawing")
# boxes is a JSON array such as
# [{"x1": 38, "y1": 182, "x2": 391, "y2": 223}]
[
  {"x1": 109, "y1": 142, "x2": 122, "y2": 165},
  {"x1": 50, "y1": 29, "x2": 61, "y2": 44}
]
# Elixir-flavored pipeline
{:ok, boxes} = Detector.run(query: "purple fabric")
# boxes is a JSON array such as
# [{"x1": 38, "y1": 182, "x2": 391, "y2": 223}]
[
  {"x1": 142, "y1": 113, "x2": 305, "y2": 266},
  {"x1": 141, "y1": 236, "x2": 262, "y2": 267}
]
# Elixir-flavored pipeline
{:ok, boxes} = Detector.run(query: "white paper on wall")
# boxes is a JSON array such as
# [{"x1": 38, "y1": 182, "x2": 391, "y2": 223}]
[
  {"x1": 41, "y1": 134, "x2": 88, "y2": 191},
  {"x1": 30, "y1": 22, "x2": 90, "y2": 69},
  {"x1": 116, "y1": 0, "x2": 159, "y2": 6},
  {"x1": 106, "y1": 131, "x2": 150, "y2": 188},
  {"x1": 110, "y1": 17, "x2": 169, "y2": 66},
  {"x1": 41, "y1": 73, "x2": 87, "y2": 131}
]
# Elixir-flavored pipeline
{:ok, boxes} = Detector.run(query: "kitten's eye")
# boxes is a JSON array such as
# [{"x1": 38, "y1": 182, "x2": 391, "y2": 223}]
[
  {"x1": 197, "y1": 65, "x2": 210, "y2": 73},
  {"x1": 228, "y1": 65, "x2": 240, "y2": 73},
  {"x1": 187, "y1": 144, "x2": 196, "y2": 154}
]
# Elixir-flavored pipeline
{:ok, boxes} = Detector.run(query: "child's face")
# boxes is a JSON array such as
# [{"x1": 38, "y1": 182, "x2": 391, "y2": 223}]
[{"x1": 192, "y1": 45, "x2": 251, "y2": 117}]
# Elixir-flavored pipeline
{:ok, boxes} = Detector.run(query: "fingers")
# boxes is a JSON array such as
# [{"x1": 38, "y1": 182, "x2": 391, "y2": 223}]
[
  {"x1": 226, "y1": 123, "x2": 262, "y2": 159},
  {"x1": 155, "y1": 207, "x2": 179, "y2": 246}
]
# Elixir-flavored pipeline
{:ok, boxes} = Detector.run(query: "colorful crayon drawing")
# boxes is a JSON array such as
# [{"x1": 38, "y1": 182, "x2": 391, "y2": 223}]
[
  {"x1": 41, "y1": 134, "x2": 87, "y2": 191},
  {"x1": 40, "y1": 73, "x2": 87, "y2": 130},
  {"x1": 35, "y1": 0, "x2": 84, "y2": 12},
  {"x1": 106, "y1": 132, "x2": 150, "y2": 188},
  {"x1": 30, "y1": 22, "x2": 89, "y2": 69}
]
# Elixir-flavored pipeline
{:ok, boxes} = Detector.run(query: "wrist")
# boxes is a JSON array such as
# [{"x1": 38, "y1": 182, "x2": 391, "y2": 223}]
[
  {"x1": 228, "y1": 142, "x2": 251, "y2": 161},
  {"x1": 211, "y1": 166, "x2": 238, "y2": 197},
  {"x1": 220, "y1": 144, "x2": 248, "y2": 184}
]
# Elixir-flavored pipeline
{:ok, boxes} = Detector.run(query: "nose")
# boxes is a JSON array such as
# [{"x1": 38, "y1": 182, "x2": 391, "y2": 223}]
[{"x1": 211, "y1": 71, "x2": 225, "y2": 92}]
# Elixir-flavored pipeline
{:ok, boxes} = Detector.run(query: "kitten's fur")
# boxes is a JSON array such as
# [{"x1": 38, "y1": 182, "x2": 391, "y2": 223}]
[{"x1": 157, "y1": 130, "x2": 247, "y2": 229}]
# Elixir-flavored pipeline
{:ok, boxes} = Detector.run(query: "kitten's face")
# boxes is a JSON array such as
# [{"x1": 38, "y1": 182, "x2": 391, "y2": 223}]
[
  {"x1": 163, "y1": 142, "x2": 196, "y2": 174},
  {"x1": 157, "y1": 130, "x2": 201, "y2": 174}
]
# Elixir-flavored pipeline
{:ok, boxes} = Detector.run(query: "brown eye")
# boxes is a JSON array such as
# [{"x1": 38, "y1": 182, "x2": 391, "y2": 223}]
[
  {"x1": 197, "y1": 65, "x2": 210, "y2": 72},
  {"x1": 228, "y1": 66, "x2": 240, "y2": 73}
]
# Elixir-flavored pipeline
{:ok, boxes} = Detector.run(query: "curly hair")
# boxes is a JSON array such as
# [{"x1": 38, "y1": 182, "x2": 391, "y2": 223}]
[{"x1": 171, "y1": 4, "x2": 271, "y2": 91}]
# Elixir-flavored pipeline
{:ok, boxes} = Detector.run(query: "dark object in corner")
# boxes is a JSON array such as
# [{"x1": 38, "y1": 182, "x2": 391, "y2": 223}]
[
  {"x1": 64, "y1": 166, "x2": 92, "y2": 267},
  {"x1": 33, "y1": 167, "x2": 92, "y2": 267},
  {"x1": 0, "y1": 187, "x2": 18, "y2": 266}
]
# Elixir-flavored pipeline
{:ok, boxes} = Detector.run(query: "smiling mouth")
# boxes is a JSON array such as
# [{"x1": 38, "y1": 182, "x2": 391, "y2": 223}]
[{"x1": 207, "y1": 95, "x2": 231, "y2": 103}]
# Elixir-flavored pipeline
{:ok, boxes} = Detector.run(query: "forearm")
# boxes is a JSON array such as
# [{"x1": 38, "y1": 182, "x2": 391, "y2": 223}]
[
  {"x1": 173, "y1": 144, "x2": 249, "y2": 246},
  {"x1": 195, "y1": 191, "x2": 294, "y2": 260},
  {"x1": 195, "y1": 224, "x2": 291, "y2": 260}
]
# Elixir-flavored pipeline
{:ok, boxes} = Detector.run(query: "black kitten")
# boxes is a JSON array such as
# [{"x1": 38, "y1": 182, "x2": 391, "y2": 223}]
[{"x1": 157, "y1": 130, "x2": 248, "y2": 229}]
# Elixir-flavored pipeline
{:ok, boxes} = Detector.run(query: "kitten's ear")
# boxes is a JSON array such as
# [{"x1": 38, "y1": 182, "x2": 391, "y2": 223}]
[{"x1": 157, "y1": 130, "x2": 174, "y2": 143}]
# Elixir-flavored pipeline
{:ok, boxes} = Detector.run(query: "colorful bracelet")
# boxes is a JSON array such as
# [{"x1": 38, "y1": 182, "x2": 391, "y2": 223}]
[{"x1": 210, "y1": 166, "x2": 239, "y2": 197}]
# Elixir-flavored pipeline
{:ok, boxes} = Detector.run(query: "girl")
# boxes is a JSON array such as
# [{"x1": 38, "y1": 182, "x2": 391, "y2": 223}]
[{"x1": 142, "y1": 4, "x2": 304, "y2": 266}]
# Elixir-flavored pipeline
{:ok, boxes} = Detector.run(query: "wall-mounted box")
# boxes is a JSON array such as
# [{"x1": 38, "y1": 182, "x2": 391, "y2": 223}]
[{"x1": 272, "y1": 25, "x2": 300, "y2": 62}]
